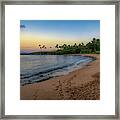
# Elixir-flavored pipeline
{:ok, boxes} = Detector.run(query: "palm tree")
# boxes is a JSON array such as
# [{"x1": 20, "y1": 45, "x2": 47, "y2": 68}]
[
  {"x1": 78, "y1": 43, "x2": 82, "y2": 47},
  {"x1": 59, "y1": 45, "x2": 62, "y2": 49},
  {"x1": 73, "y1": 43, "x2": 77, "y2": 47},
  {"x1": 39, "y1": 44, "x2": 41, "y2": 48},
  {"x1": 68, "y1": 45, "x2": 71, "y2": 48},
  {"x1": 55, "y1": 44, "x2": 59, "y2": 49},
  {"x1": 93, "y1": 38, "x2": 96, "y2": 41},
  {"x1": 62, "y1": 44, "x2": 67, "y2": 49},
  {"x1": 42, "y1": 45, "x2": 45, "y2": 48},
  {"x1": 39, "y1": 44, "x2": 42, "y2": 50},
  {"x1": 81, "y1": 43, "x2": 84, "y2": 46},
  {"x1": 92, "y1": 38, "x2": 96, "y2": 52}
]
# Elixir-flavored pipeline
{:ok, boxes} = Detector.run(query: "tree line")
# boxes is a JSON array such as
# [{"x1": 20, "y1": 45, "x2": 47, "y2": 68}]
[
  {"x1": 54, "y1": 38, "x2": 100, "y2": 54},
  {"x1": 21, "y1": 38, "x2": 100, "y2": 55}
]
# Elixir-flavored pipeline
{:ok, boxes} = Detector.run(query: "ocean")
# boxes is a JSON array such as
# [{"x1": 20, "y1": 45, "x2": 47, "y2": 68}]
[{"x1": 20, "y1": 55, "x2": 93, "y2": 86}]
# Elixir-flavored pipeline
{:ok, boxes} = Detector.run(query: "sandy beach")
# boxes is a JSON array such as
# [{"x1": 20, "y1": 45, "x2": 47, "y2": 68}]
[{"x1": 20, "y1": 54, "x2": 100, "y2": 100}]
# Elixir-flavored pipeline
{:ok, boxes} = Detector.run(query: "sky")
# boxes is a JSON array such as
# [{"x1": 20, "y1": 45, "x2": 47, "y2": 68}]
[{"x1": 20, "y1": 20, "x2": 100, "y2": 53}]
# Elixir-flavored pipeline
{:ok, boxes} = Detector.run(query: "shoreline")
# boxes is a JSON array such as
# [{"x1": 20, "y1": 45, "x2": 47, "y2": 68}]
[
  {"x1": 20, "y1": 54, "x2": 100, "y2": 100},
  {"x1": 20, "y1": 54, "x2": 95, "y2": 86}
]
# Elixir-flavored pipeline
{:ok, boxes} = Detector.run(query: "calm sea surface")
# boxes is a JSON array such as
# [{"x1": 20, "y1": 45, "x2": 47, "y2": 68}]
[{"x1": 20, "y1": 55, "x2": 93, "y2": 86}]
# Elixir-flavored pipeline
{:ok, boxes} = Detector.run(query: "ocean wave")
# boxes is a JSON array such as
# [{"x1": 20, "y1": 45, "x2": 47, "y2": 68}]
[{"x1": 20, "y1": 55, "x2": 93, "y2": 86}]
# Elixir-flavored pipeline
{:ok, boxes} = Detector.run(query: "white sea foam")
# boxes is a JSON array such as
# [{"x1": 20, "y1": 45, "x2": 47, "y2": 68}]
[{"x1": 20, "y1": 55, "x2": 93, "y2": 86}]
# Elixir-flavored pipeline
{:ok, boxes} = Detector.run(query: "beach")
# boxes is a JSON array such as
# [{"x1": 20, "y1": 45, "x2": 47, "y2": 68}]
[{"x1": 20, "y1": 54, "x2": 100, "y2": 100}]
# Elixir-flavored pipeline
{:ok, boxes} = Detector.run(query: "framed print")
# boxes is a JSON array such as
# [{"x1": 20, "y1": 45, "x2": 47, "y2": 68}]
[{"x1": 0, "y1": 0, "x2": 119, "y2": 119}]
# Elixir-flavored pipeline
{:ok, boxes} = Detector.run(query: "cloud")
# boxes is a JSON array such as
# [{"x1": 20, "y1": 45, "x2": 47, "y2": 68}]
[{"x1": 20, "y1": 24, "x2": 26, "y2": 28}]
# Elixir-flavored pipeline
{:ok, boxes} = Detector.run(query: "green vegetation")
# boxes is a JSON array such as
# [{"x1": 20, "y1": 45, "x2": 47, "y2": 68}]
[
  {"x1": 21, "y1": 38, "x2": 100, "y2": 55},
  {"x1": 54, "y1": 38, "x2": 100, "y2": 55}
]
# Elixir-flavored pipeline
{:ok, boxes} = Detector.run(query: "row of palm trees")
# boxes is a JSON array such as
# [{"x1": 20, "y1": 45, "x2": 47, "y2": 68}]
[
  {"x1": 38, "y1": 42, "x2": 86, "y2": 50},
  {"x1": 38, "y1": 38, "x2": 100, "y2": 54},
  {"x1": 38, "y1": 44, "x2": 47, "y2": 49},
  {"x1": 54, "y1": 38, "x2": 100, "y2": 54},
  {"x1": 38, "y1": 44, "x2": 54, "y2": 49},
  {"x1": 55, "y1": 42, "x2": 85, "y2": 49}
]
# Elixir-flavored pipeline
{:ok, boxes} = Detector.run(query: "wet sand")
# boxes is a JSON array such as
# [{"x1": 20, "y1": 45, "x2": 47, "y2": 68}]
[{"x1": 20, "y1": 54, "x2": 100, "y2": 100}]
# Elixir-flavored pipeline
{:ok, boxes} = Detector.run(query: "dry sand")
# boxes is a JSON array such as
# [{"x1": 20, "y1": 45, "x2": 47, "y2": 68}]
[{"x1": 20, "y1": 54, "x2": 100, "y2": 100}]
